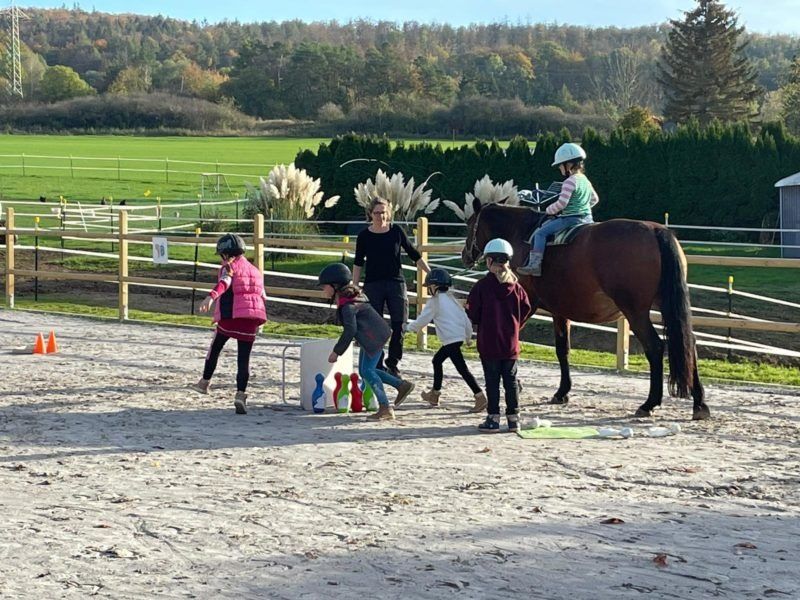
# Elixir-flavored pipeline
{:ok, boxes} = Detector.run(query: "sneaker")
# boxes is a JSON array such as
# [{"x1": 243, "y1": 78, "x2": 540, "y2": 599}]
[
  {"x1": 394, "y1": 380, "x2": 415, "y2": 407},
  {"x1": 507, "y1": 414, "x2": 520, "y2": 433},
  {"x1": 469, "y1": 391, "x2": 488, "y2": 413},
  {"x1": 366, "y1": 405, "x2": 395, "y2": 421},
  {"x1": 234, "y1": 391, "x2": 247, "y2": 415},
  {"x1": 421, "y1": 389, "x2": 441, "y2": 407},
  {"x1": 478, "y1": 414, "x2": 501, "y2": 434},
  {"x1": 190, "y1": 378, "x2": 210, "y2": 395}
]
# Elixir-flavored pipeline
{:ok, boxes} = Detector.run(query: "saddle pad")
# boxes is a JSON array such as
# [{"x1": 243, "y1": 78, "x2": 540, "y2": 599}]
[
  {"x1": 517, "y1": 426, "x2": 599, "y2": 439},
  {"x1": 549, "y1": 223, "x2": 589, "y2": 246}
]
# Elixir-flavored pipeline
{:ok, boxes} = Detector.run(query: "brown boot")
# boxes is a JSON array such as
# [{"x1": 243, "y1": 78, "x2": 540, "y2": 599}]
[
  {"x1": 470, "y1": 391, "x2": 488, "y2": 413},
  {"x1": 394, "y1": 380, "x2": 415, "y2": 407},
  {"x1": 190, "y1": 378, "x2": 210, "y2": 395},
  {"x1": 366, "y1": 404, "x2": 395, "y2": 421},
  {"x1": 234, "y1": 391, "x2": 247, "y2": 415},
  {"x1": 421, "y1": 389, "x2": 441, "y2": 407}
]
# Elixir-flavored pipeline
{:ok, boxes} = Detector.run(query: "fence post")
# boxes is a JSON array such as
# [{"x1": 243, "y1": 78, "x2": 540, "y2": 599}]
[
  {"x1": 70, "y1": 155, "x2": 74, "y2": 178},
  {"x1": 34, "y1": 216, "x2": 40, "y2": 302},
  {"x1": 4, "y1": 207, "x2": 14, "y2": 308},
  {"x1": 165, "y1": 158, "x2": 169, "y2": 183},
  {"x1": 191, "y1": 227, "x2": 201, "y2": 315},
  {"x1": 727, "y1": 275, "x2": 734, "y2": 360},
  {"x1": 21, "y1": 153, "x2": 25, "y2": 177},
  {"x1": 616, "y1": 316, "x2": 629, "y2": 371},
  {"x1": 416, "y1": 216, "x2": 429, "y2": 351},
  {"x1": 254, "y1": 213, "x2": 265, "y2": 275},
  {"x1": 118, "y1": 210, "x2": 128, "y2": 321}
]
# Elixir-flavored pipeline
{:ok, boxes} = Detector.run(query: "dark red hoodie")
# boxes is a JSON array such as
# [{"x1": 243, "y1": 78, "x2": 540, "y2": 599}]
[{"x1": 466, "y1": 273, "x2": 532, "y2": 360}]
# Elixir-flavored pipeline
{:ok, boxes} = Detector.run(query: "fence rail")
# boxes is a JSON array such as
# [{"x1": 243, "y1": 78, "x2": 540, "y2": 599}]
[
  {"x1": 0, "y1": 153, "x2": 273, "y2": 183},
  {"x1": 3, "y1": 207, "x2": 800, "y2": 369}
]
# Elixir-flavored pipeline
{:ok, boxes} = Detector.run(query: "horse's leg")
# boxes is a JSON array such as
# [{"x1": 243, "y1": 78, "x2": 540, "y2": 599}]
[
  {"x1": 550, "y1": 316, "x2": 572, "y2": 404},
  {"x1": 691, "y1": 353, "x2": 711, "y2": 420},
  {"x1": 625, "y1": 311, "x2": 665, "y2": 418}
]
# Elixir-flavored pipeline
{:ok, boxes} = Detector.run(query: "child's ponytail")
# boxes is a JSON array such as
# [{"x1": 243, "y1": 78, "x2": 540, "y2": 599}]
[{"x1": 494, "y1": 264, "x2": 518, "y2": 284}]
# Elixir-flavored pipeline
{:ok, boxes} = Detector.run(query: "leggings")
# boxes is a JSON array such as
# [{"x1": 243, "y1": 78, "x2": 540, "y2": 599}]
[
  {"x1": 202, "y1": 332, "x2": 254, "y2": 392},
  {"x1": 432, "y1": 342, "x2": 482, "y2": 394}
]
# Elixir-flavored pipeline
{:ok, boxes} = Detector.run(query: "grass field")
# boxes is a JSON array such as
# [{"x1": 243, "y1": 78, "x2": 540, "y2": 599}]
[{"x1": 0, "y1": 135, "x2": 466, "y2": 201}]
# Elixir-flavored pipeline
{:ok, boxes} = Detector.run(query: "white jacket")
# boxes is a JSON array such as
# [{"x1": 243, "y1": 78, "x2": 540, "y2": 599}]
[{"x1": 405, "y1": 291, "x2": 474, "y2": 346}]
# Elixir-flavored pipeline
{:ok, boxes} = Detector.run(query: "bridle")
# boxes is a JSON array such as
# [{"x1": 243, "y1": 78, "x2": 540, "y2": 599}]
[{"x1": 462, "y1": 209, "x2": 483, "y2": 269}]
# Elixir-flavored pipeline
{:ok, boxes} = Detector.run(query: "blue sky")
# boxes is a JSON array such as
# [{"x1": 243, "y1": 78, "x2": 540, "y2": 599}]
[{"x1": 19, "y1": 1, "x2": 800, "y2": 34}]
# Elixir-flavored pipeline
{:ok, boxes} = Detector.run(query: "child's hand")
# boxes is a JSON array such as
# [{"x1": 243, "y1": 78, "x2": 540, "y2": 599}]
[
  {"x1": 327, "y1": 352, "x2": 338, "y2": 364},
  {"x1": 198, "y1": 297, "x2": 213, "y2": 313}
]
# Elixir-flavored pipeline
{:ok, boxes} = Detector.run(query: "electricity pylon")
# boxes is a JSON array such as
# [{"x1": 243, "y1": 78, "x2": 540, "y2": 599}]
[{"x1": 1, "y1": 2, "x2": 28, "y2": 98}]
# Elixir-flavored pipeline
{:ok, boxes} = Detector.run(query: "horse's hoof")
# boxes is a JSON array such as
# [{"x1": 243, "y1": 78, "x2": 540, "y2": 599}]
[
  {"x1": 550, "y1": 394, "x2": 568, "y2": 405},
  {"x1": 634, "y1": 407, "x2": 652, "y2": 418},
  {"x1": 692, "y1": 405, "x2": 711, "y2": 420}
]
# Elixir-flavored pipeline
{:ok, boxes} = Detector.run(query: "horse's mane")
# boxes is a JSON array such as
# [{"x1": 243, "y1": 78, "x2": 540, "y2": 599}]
[{"x1": 481, "y1": 202, "x2": 543, "y2": 231}]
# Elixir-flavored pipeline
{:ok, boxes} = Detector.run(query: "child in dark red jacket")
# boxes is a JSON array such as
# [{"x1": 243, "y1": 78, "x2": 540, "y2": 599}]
[{"x1": 466, "y1": 238, "x2": 532, "y2": 433}]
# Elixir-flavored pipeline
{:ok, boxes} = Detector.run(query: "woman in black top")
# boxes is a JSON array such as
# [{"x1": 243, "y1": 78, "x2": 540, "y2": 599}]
[{"x1": 353, "y1": 197, "x2": 431, "y2": 377}]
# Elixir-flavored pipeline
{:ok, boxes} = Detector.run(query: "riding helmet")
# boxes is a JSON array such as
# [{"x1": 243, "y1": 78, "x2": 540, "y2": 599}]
[
  {"x1": 552, "y1": 142, "x2": 587, "y2": 167},
  {"x1": 483, "y1": 238, "x2": 514, "y2": 261},
  {"x1": 424, "y1": 268, "x2": 452, "y2": 288},
  {"x1": 318, "y1": 263, "x2": 352, "y2": 288},
  {"x1": 215, "y1": 233, "x2": 247, "y2": 256}
]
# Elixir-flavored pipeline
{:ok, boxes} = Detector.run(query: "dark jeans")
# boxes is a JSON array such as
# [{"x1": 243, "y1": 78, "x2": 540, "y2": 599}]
[
  {"x1": 203, "y1": 332, "x2": 254, "y2": 392},
  {"x1": 363, "y1": 279, "x2": 408, "y2": 370},
  {"x1": 481, "y1": 358, "x2": 519, "y2": 415},
  {"x1": 433, "y1": 342, "x2": 482, "y2": 394}
]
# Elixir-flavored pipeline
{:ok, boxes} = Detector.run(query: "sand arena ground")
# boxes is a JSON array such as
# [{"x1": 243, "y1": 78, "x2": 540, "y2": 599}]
[{"x1": 1, "y1": 309, "x2": 799, "y2": 599}]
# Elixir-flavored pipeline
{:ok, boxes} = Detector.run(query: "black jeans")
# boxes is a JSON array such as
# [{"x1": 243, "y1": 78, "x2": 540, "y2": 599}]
[
  {"x1": 481, "y1": 358, "x2": 519, "y2": 415},
  {"x1": 363, "y1": 279, "x2": 408, "y2": 370},
  {"x1": 203, "y1": 332, "x2": 254, "y2": 392},
  {"x1": 433, "y1": 342, "x2": 482, "y2": 394}
]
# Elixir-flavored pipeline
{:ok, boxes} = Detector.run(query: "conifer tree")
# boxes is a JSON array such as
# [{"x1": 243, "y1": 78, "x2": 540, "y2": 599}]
[
  {"x1": 657, "y1": 0, "x2": 761, "y2": 124},
  {"x1": 781, "y1": 56, "x2": 800, "y2": 135}
]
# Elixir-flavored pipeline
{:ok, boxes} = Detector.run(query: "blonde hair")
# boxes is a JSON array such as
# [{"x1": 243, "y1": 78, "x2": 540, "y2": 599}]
[
  {"x1": 487, "y1": 257, "x2": 518, "y2": 284},
  {"x1": 366, "y1": 197, "x2": 391, "y2": 221}
]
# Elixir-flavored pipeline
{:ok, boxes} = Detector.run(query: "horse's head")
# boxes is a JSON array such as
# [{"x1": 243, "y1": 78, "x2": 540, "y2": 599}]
[
  {"x1": 461, "y1": 198, "x2": 484, "y2": 268},
  {"x1": 462, "y1": 199, "x2": 540, "y2": 268}
]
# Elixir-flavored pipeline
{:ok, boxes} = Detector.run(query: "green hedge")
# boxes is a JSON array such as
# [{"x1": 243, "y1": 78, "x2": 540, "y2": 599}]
[{"x1": 295, "y1": 123, "x2": 800, "y2": 228}]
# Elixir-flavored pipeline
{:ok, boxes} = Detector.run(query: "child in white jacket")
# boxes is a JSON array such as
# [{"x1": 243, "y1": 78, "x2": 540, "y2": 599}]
[{"x1": 405, "y1": 268, "x2": 487, "y2": 412}]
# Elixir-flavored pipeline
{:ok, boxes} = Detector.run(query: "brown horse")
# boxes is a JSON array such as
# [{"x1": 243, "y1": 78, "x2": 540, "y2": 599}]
[{"x1": 461, "y1": 200, "x2": 710, "y2": 420}]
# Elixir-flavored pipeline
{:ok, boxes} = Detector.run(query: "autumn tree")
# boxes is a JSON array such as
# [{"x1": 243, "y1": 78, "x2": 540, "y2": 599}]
[{"x1": 39, "y1": 65, "x2": 95, "y2": 102}]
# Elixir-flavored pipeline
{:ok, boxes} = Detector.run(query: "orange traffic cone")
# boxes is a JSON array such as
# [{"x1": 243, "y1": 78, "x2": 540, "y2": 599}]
[
  {"x1": 46, "y1": 330, "x2": 59, "y2": 354},
  {"x1": 33, "y1": 333, "x2": 46, "y2": 355}
]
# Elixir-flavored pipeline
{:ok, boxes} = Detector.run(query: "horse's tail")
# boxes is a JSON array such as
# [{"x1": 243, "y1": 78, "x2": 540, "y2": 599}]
[{"x1": 655, "y1": 227, "x2": 695, "y2": 398}]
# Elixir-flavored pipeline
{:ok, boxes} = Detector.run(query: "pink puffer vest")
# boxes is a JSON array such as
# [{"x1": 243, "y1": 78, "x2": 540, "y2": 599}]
[{"x1": 213, "y1": 256, "x2": 267, "y2": 323}]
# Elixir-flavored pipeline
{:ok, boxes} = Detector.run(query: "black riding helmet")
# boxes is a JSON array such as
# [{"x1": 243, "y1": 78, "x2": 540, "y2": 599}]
[
  {"x1": 216, "y1": 233, "x2": 246, "y2": 257},
  {"x1": 424, "y1": 268, "x2": 452, "y2": 289},
  {"x1": 318, "y1": 263, "x2": 352, "y2": 289}
]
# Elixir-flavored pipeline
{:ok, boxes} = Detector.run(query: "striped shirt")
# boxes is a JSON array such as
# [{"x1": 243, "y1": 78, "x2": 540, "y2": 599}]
[{"x1": 546, "y1": 173, "x2": 599, "y2": 217}]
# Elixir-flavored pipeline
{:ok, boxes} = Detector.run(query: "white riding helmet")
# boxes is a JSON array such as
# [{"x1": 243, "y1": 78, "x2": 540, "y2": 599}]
[
  {"x1": 552, "y1": 142, "x2": 587, "y2": 167},
  {"x1": 483, "y1": 238, "x2": 514, "y2": 259}
]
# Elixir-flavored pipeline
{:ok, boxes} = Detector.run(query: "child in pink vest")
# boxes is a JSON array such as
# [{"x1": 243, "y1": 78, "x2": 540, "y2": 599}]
[{"x1": 191, "y1": 233, "x2": 267, "y2": 414}]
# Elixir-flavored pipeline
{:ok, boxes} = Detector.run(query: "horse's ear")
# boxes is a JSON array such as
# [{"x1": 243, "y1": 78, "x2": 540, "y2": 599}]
[{"x1": 472, "y1": 198, "x2": 482, "y2": 215}]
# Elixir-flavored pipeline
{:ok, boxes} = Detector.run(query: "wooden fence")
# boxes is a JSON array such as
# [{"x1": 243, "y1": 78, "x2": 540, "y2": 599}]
[{"x1": 3, "y1": 207, "x2": 800, "y2": 370}]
